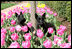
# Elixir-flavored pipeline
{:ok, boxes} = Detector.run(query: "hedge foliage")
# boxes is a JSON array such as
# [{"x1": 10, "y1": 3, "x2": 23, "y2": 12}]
[{"x1": 38, "y1": 1, "x2": 71, "y2": 22}]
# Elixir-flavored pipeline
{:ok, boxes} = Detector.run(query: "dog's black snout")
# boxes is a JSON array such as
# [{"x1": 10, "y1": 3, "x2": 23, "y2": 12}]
[{"x1": 39, "y1": 18, "x2": 41, "y2": 20}]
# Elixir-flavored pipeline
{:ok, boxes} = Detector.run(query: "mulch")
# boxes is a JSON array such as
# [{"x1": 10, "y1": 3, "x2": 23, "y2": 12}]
[{"x1": 56, "y1": 17, "x2": 71, "y2": 35}]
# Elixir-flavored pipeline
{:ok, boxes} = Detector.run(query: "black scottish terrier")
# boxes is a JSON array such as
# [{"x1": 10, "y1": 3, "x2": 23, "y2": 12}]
[
  {"x1": 15, "y1": 12, "x2": 26, "y2": 26},
  {"x1": 15, "y1": 12, "x2": 34, "y2": 33},
  {"x1": 35, "y1": 13, "x2": 56, "y2": 37}
]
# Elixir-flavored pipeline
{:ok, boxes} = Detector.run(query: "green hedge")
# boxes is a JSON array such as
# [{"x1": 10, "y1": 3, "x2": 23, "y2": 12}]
[{"x1": 38, "y1": 1, "x2": 71, "y2": 22}]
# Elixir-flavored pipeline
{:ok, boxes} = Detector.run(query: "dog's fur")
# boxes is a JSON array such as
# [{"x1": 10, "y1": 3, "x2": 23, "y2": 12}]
[
  {"x1": 35, "y1": 13, "x2": 56, "y2": 37},
  {"x1": 15, "y1": 12, "x2": 26, "y2": 26},
  {"x1": 15, "y1": 12, "x2": 34, "y2": 33}
]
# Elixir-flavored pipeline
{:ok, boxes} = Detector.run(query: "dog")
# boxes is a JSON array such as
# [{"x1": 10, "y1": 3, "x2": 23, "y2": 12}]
[
  {"x1": 15, "y1": 12, "x2": 34, "y2": 33},
  {"x1": 15, "y1": 12, "x2": 26, "y2": 26},
  {"x1": 35, "y1": 13, "x2": 56, "y2": 37}
]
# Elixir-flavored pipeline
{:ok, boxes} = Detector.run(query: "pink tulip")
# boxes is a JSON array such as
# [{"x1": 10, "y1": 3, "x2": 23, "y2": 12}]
[
  {"x1": 1, "y1": 13, "x2": 6, "y2": 20},
  {"x1": 24, "y1": 33, "x2": 31, "y2": 41},
  {"x1": 36, "y1": 10, "x2": 41, "y2": 13},
  {"x1": 19, "y1": 8, "x2": 23, "y2": 12},
  {"x1": 22, "y1": 41, "x2": 31, "y2": 48},
  {"x1": 43, "y1": 39, "x2": 52, "y2": 48},
  {"x1": 11, "y1": 33, "x2": 19, "y2": 41},
  {"x1": 27, "y1": 22, "x2": 32, "y2": 28},
  {"x1": 1, "y1": 13, "x2": 6, "y2": 17},
  {"x1": 1, "y1": 28, "x2": 6, "y2": 46},
  {"x1": 68, "y1": 34, "x2": 71, "y2": 43},
  {"x1": 36, "y1": 7, "x2": 40, "y2": 10},
  {"x1": 39, "y1": 12, "x2": 44, "y2": 16},
  {"x1": 47, "y1": 8, "x2": 51, "y2": 13},
  {"x1": 37, "y1": 29, "x2": 42, "y2": 33},
  {"x1": 8, "y1": 10, "x2": 13, "y2": 16},
  {"x1": 1, "y1": 16, "x2": 6, "y2": 21},
  {"x1": 29, "y1": 9, "x2": 31, "y2": 13},
  {"x1": 40, "y1": 8, "x2": 45, "y2": 13},
  {"x1": 9, "y1": 41, "x2": 20, "y2": 48},
  {"x1": 15, "y1": 25, "x2": 21, "y2": 32},
  {"x1": 1, "y1": 18, "x2": 4, "y2": 25},
  {"x1": 12, "y1": 8, "x2": 16, "y2": 14},
  {"x1": 37, "y1": 29, "x2": 44, "y2": 39},
  {"x1": 49, "y1": 11, "x2": 53, "y2": 15},
  {"x1": 53, "y1": 12, "x2": 57, "y2": 16},
  {"x1": 1, "y1": 21, "x2": 4, "y2": 25},
  {"x1": 23, "y1": 7, "x2": 28, "y2": 10},
  {"x1": 59, "y1": 25, "x2": 66, "y2": 31},
  {"x1": 16, "y1": 6, "x2": 19, "y2": 9},
  {"x1": 24, "y1": 10, "x2": 28, "y2": 13},
  {"x1": 44, "y1": 6, "x2": 48, "y2": 10},
  {"x1": 1, "y1": 28, "x2": 7, "y2": 34},
  {"x1": 15, "y1": 10, "x2": 20, "y2": 15},
  {"x1": 21, "y1": 25, "x2": 28, "y2": 32},
  {"x1": 57, "y1": 28, "x2": 64, "y2": 36},
  {"x1": 1, "y1": 39, "x2": 5, "y2": 46},
  {"x1": 7, "y1": 15, "x2": 12, "y2": 19},
  {"x1": 48, "y1": 27, "x2": 54, "y2": 34},
  {"x1": 1, "y1": 18, "x2": 4, "y2": 23},
  {"x1": 46, "y1": 14, "x2": 49, "y2": 18},
  {"x1": 60, "y1": 43, "x2": 71, "y2": 48},
  {"x1": 11, "y1": 20, "x2": 16, "y2": 25},
  {"x1": 53, "y1": 35, "x2": 63, "y2": 46},
  {"x1": 1, "y1": 33, "x2": 6, "y2": 40},
  {"x1": 1, "y1": 33, "x2": 6, "y2": 47},
  {"x1": 9, "y1": 27, "x2": 15, "y2": 32}
]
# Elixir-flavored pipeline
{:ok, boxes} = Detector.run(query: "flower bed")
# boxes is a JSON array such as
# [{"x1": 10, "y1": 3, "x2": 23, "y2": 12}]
[{"x1": 1, "y1": 3, "x2": 71, "y2": 48}]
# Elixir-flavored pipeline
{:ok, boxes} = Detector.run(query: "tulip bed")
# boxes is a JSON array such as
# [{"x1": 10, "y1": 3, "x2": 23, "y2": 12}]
[{"x1": 1, "y1": 3, "x2": 71, "y2": 48}]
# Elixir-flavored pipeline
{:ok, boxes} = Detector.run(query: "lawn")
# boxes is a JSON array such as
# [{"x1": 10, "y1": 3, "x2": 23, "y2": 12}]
[{"x1": 1, "y1": 3, "x2": 17, "y2": 10}]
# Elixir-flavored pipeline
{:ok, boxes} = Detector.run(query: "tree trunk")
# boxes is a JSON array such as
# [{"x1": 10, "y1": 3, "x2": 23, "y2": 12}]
[{"x1": 30, "y1": 1, "x2": 37, "y2": 30}]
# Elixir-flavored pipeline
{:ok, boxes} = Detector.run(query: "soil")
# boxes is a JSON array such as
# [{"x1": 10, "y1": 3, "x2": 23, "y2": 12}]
[{"x1": 56, "y1": 17, "x2": 71, "y2": 35}]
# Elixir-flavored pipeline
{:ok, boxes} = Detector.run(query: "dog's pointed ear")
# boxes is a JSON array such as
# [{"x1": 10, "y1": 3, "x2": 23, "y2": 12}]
[
  {"x1": 42, "y1": 13, "x2": 46, "y2": 19},
  {"x1": 35, "y1": 13, "x2": 38, "y2": 19},
  {"x1": 15, "y1": 12, "x2": 18, "y2": 17},
  {"x1": 20, "y1": 12, "x2": 23, "y2": 15}
]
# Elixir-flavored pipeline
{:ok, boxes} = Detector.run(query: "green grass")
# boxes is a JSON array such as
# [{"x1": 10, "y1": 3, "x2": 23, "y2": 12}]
[{"x1": 1, "y1": 3, "x2": 17, "y2": 10}]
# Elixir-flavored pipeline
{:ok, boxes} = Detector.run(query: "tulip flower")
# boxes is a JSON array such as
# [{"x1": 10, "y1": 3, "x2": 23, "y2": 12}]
[
  {"x1": 11, "y1": 33, "x2": 19, "y2": 41},
  {"x1": 37, "y1": 29, "x2": 44, "y2": 39},
  {"x1": 27, "y1": 22, "x2": 32, "y2": 28},
  {"x1": 8, "y1": 41, "x2": 20, "y2": 48},
  {"x1": 43, "y1": 39, "x2": 52, "y2": 48},
  {"x1": 24, "y1": 33, "x2": 31, "y2": 41},
  {"x1": 15, "y1": 25, "x2": 21, "y2": 32},
  {"x1": 11, "y1": 20, "x2": 16, "y2": 25},
  {"x1": 9, "y1": 27, "x2": 15, "y2": 32},
  {"x1": 21, "y1": 25, "x2": 28, "y2": 32},
  {"x1": 22, "y1": 41, "x2": 31, "y2": 48},
  {"x1": 48, "y1": 27, "x2": 54, "y2": 34}
]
